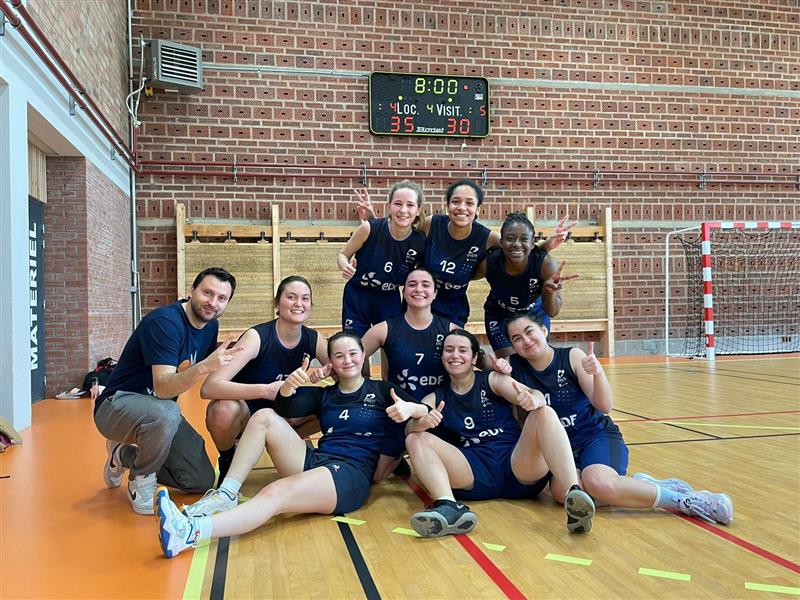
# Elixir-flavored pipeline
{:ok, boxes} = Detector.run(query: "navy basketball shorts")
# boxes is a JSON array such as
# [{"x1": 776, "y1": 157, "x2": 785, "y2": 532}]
[
  {"x1": 303, "y1": 448, "x2": 372, "y2": 514},
  {"x1": 454, "y1": 441, "x2": 552, "y2": 501},
  {"x1": 574, "y1": 434, "x2": 629, "y2": 476}
]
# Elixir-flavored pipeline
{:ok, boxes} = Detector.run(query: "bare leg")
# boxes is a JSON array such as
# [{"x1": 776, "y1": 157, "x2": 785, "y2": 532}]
[
  {"x1": 511, "y1": 406, "x2": 579, "y2": 503},
  {"x1": 227, "y1": 409, "x2": 307, "y2": 483},
  {"x1": 205, "y1": 400, "x2": 250, "y2": 450},
  {"x1": 405, "y1": 432, "x2": 473, "y2": 499},
  {"x1": 373, "y1": 455, "x2": 401, "y2": 482},
  {"x1": 210, "y1": 467, "x2": 337, "y2": 537},
  {"x1": 580, "y1": 464, "x2": 657, "y2": 508}
]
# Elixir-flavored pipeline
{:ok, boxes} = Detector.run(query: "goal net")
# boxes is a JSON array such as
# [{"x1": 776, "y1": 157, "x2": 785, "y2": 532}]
[{"x1": 665, "y1": 221, "x2": 800, "y2": 361}]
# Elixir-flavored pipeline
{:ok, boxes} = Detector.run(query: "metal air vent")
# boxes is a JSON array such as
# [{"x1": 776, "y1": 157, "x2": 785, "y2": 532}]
[{"x1": 143, "y1": 39, "x2": 203, "y2": 92}]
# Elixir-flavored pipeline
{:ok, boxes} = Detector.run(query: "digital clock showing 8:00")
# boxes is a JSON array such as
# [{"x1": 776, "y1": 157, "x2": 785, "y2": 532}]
[{"x1": 369, "y1": 72, "x2": 490, "y2": 138}]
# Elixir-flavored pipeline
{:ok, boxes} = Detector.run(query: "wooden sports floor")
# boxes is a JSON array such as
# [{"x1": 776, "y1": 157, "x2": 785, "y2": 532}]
[{"x1": 2, "y1": 355, "x2": 798, "y2": 599}]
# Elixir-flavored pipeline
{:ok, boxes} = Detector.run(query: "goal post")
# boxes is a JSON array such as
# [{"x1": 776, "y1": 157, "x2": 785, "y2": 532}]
[{"x1": 665, "y1": 221, "x2": 800, "y2": 363}]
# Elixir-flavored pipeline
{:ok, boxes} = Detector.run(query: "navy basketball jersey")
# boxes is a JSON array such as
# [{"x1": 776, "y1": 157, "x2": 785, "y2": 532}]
[
  {"x1": 432, "y1": 370, "x2": 521, "y2": 450},
  {"x1": 233, "y1": 320, "x2": 318, "y2": 390},
  {"x1": 509, "y1": 349, "x2": 621, "y2": 448},
  {"x1": 383, "y1": 314, "x2": 452, "y2": 401},
  {"x1": 423, "y1": 214, "x2": 491, "y2": 325},
  {"x1": 484, "y1": 246, "x2": 547, "y2": 316},
  {"x1": 347, "y1": 218, "x2": 425, "y2": 294},
  {"x1": 276, "y1": 379, "x2": 415, "y2": 480}
]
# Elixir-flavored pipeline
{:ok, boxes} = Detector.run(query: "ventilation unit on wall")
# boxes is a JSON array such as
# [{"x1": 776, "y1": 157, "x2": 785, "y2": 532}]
[{"x1": 143, "y1": 39, "x2": 203, "y2": 92}]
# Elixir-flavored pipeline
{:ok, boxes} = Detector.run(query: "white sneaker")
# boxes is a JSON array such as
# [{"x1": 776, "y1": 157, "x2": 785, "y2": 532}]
[
  {"x1": 127, "y1": 473, "x2": 157, "y2": 515},
  {"x1": 156, "y1": 487, "x2": 200, "y2": 558},
  {"x1": 103, "y1": 440, "x2": 126, "y2": 488},
  {"x1": 680, "y1": 491, "x2": 734, "y2": 525},
  {"x1": 183, "y1": 488, "x2": 238, "y2": 518},
  {"x1": 633, "y1": 472, "x2": 694, "y2": 495}
]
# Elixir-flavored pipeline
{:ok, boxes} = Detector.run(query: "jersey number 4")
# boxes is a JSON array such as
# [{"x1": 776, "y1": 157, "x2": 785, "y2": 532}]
[{"x1": 339, "y1": 409, "x2": 349, "y2": 420}]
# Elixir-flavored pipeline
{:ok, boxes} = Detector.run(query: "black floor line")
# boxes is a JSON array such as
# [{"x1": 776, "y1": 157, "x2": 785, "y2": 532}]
[
  {"x1": 606, "y1": 364, "x2": 800, "y2": 386},
  {"x1": 613, "y1": 408, "x2": 722, "y2": 439},
  {"x1": 209, "y1": 536, "x2": 231, "y2": 600},
  {"x1": 337, "y1": 520, "x2": 382, "y2": 600},
  {"x1": 629, "y1": 432, "x2": 800, "y2": 446}
]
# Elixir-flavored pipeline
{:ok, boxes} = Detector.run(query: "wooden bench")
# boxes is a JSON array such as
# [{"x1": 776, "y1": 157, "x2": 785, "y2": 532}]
[{"x1": 175, "y1": 204, "x2": 615, "y2": 356}]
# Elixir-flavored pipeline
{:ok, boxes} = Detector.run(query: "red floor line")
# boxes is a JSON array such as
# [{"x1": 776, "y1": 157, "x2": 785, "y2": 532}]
[
  {"x1": 401, "y1": 476, "x2": 527, "y2": 600},
  {"x1": 615, "y1": 409, "x2": 800, "y2": 424},
  {"x1": 670, "y1": 510, "x2": 800, "y2": 575}
]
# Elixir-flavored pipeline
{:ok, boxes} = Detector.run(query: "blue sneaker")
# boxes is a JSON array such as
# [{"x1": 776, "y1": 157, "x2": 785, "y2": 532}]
[
  {"x1": 411, "y1": 499, "x2": 477, "y2": 537},
  {"x1": 565, "y1": 486, "x2": 595, "y2": 534},
  {"x1": 680, "y1": 491, "x2": 734, "y2": 526},
  {"x1": 633, "y1": 472, "x2": 694, "y2": 495},
  {"x1": 156, "y1": 487, "x2": 200, "y2": 558}
]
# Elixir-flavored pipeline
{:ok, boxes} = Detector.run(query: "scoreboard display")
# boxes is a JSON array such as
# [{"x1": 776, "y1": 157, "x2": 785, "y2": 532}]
[{"x1": 369, "y1": 72, "x2": 490, "y2": 138}]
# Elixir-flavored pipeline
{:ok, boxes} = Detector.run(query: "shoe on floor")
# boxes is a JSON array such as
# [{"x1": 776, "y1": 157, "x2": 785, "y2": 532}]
[
  {"x1": 103, "y1": 440, "x2": 126, "y2": 489},
  {"x1": 680, "y1": 490, "x2": 734, "y2": 526},
  {"x1": 156, "y1": 487, "x2": 200, "y2": 558},
  {"x1": 565, "y1": 486, "x2": 595, "y2": 534},
  {"x1": 127, "y1": 473, "x2": 157, "y2": 515},
  {"x1": 410, "y1": 499, "x2": 476, "y2": 537}
]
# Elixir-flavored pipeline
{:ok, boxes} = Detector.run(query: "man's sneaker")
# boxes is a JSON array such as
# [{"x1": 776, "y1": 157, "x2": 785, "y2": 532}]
[
  {"x1": 156, "y1": 487, "x2": 201, "y2": 559},
  {"x1": 565, "y1": 486, "x2": 595, "y2": 534},
  {"x1": 679, "y1": 491, "x2": 734, "y2": 525},
  {"x1": 127, "y1": 473, "x2": 157, "y2": 515},
  {"x1": 410, "y1": 499, "x2": 477, "y2": 537},
  {"x1": 633, "y1": 472, "x2": 694, "y2": 495},
  {"x1": 183, "y1": 488, "x2": 238, "y2": 518},
  {"x1": 103, "y1": 440, "x2": 126, "y2": 488}
]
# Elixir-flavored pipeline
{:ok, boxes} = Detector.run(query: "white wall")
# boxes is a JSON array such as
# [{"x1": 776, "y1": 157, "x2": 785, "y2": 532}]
[{"x1": 0, "y1": 21, "x2": 130, "y2": 430}]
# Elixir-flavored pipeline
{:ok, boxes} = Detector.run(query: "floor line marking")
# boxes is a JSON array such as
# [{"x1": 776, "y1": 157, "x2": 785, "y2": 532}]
[
  {"x1": 337, "y1": 520, "x2": 381, "y2": 600},
  {"x1": 629, "y1": 432, "x2": 800, "y2": 446},
  {"x1": 615, "y1": 409, "x2": 800, "y2": 424},
  {"x1": 209, "y1": 536, "x2": 230, "y2": 600},
  {"x1": 744, "y1": 582, "x2": 800, "y2": 595},
  {"x1": 182, "y1": 540, "x2": 211, "y2": 600},
  {"x1": 671, "y1": 511, "x2": 800, "y2": 575},
  {"x1": 402, "y1": 476, "x2": 527, "y2": 600},
  {"x1": 659, "y1": 422, "x2": 800, "y2": 431}
]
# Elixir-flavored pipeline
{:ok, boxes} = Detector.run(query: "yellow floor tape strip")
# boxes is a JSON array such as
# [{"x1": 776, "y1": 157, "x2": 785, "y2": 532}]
[
  {"x1": 332, "y1": 516, "x2": 366, "y2": 526},
  {"x1": 638, "y1": 567, "x2": 691, "y2": 581},
  {"x1": 745, "y1": 582, "x2": 800, "y2": 595},
  {"x1": 183, "y1": 539, "x2": 212, "y2": 600},
  {"x1": 545, "y1": 553, "x2": 592, "y2": 566},
  {"x1": 392, "y1": 527, "x2": 421, "y2": 537},
  {"x1": 482, "y1": 543, "x2": 506, "y2": 552}
]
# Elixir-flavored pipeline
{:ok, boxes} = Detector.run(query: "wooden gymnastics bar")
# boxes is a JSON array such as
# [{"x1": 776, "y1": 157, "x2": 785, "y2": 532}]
[{"x1": 175, "y1": 204, "x2": 615, "y2": 356}]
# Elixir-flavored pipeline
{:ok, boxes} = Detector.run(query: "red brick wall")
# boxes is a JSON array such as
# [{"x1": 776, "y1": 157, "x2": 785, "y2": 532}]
[
  {"x1": 130, "y1": 1, "x2": 799, "y2": 351},
  {"x1": 44, "y1": 158, "x2": 132, "y2": 394},
  {"x1": 45, "y1": 157, "x2": 89, "y2": 395},
  {"x1": 86, "y1": 162, "x2": 134, "y2": 363},
  {"x1": 28, "y1": 0, "x2": 130, "y2": 142}
]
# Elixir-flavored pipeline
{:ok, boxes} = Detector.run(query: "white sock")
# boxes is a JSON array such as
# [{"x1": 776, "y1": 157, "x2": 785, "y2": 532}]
[
  {"x1": 195, "y1": 515, "x2": 213, "y2": 541},
  {"x1": 220, "y1": 477, "x2": 242, "y2": 497}
]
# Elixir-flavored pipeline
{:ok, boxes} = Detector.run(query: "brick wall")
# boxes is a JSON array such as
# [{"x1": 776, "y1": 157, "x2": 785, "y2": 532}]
[
  {"x1": 129, "y1": 0, "x2": 799, "y2": 352},
  {"x1": 86, "y1": 162, "x2": 133, "y2": 363},
  {"x1": 44, "y1": 158, "x2": 132, "y2": 395},
  {"x1": 45, "y1": 157, "x2": 89, "y2": 396},
  {"x1": 28, "y1": 0, "x2": 130, "y2": 143}
]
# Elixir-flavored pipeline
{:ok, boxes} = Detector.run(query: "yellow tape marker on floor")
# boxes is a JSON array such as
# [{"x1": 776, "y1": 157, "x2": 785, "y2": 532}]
[
  {"x1": 661, "y1": 422, "x2": 800, "y2": 431},
  {"x1": 332, "y1": 516, "x2": 366, "y2": 526},
  {"x1": 545, "y1": 553, "x2": 592, "y2": 566},
  {"x1": 638, "y1": 567, "x2": 691, "y2": 581},
  {"x1": 745, "y1": 582, "x2": 800, "y2": 595},
  {"x1": 482, "y1": 543, "x2": 506, "y2": 552},
  {"x1": 183, "y1": 539, "x2": 211, "y2": 600},
  {"x1": 392, "y1": 527, "x2": 421, "y2": 537}
]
